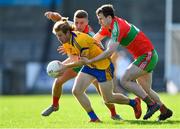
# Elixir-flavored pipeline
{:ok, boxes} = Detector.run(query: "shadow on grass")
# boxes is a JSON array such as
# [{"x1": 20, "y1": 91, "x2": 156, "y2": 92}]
[{"x1": 112, "y1": 119, "x2": 180, "y2": 125}]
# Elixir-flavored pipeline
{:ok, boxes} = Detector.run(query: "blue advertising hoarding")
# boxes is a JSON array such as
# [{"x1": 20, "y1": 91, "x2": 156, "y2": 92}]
[{"x1": 0, "y1": 0, "x2": 62, "y2": 6}]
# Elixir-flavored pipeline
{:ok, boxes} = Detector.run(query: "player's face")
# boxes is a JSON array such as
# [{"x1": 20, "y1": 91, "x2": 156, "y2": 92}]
[
  {"x1": 74, "y1": 17, "x2": 88, "y2": 32},
  {"x1": 97, "y1": 13, "x2": 112, "y2": 28},
  {"x1": 56, "y1": 30, "x2": 70, "y2": 44}
]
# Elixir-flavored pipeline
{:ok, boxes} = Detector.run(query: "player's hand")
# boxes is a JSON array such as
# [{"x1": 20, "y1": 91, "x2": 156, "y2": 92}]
[
  {"x1": 57, "y1": 64, "x2": 67, "y2": 76},
  {"x1": 44, "y1": 11, "x2": 62, "y2": 22},
  {"x1": 57, "y1": 45, "x2": 67, "y2": 55},
  {"x1": 79, "y1": 57, "x2": 91, "y2": 64}
]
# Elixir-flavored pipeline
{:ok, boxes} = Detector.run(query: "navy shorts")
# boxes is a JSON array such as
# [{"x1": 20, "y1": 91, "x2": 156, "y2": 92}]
[{"x1": 81, "y1": 63, "x2": 114, "y2": 82}]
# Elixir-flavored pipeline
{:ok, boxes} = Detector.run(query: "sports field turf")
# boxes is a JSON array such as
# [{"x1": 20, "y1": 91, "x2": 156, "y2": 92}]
[{"x1": 0, "y1": 93, "x2": 180, "y2": 128}]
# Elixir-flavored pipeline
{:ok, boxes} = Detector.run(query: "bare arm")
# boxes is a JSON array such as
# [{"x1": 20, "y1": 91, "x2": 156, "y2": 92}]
[
  {"x1": 59, "y1": 58, "x2": 83, "y2": 73},
  {"x1": 44, "y1": 11, "x2": 74, "y2": 25},
  {"x1": 62, "y1": 54, "x2": 79, "y2": 64},
  {"x1": 44, "y1": 11, "x2": 62, "y2": 22},
  {"x1": 87, "y1": 39, "x2": 119, "y2": 63},
  {"x1": 63, "y1": 60, "x2": 84, "y2": 69},
  {"x1": 93, "y1": 33, "x2": 105, "y2": 44},
  {"x1": 58, "y1": 54, "x2": 83, "y2": 74}
]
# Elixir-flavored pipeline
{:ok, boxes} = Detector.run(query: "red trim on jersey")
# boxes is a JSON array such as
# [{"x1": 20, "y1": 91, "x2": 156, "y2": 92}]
[{"x1": 83, "y1": 25, "x2": 93, "y2": 33}]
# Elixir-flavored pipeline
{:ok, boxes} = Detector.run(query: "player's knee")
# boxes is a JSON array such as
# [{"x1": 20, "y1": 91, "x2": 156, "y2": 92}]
[
  {"x1": 52, "y1": 80, "x2": 62, "y2": 90},
  {"x1": 120, "y1": 76, "x2": 128, "y2": 88},
  {"x1": 56, "y1": 78, "x2": 65, "y2": 86},
  {"x1": 72, "y1": 88, "x2": 77, "y2": 96},
  {"x1": 103, "y1": 96, "x2": 113, "y2": 104},
  {"x1": 72, "y1": 88, "x2": 82, "y2": 97},
  {"x1": 104, "y1": 99, "x2": 112, "y2": 104},
  {"x1": 145, "y1": 88, "x2": 151, "y2": 94}
]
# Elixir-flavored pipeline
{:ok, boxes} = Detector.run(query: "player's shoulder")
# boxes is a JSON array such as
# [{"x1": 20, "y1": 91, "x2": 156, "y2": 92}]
[
  {"x1": 72, "y1": 31, "x2": 91, "y2": 39},
  {"x1": 72, "y1": 31, "x2": 83, "y2": 36},
  {"x1": 72, "y1": 31, "x2": 94, "y2": 47}
]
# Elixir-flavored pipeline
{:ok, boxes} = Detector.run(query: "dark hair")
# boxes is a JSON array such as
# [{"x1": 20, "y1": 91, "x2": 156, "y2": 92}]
[
  {"x1": 96, "y1": 4, "x2": 115, "y2": 18},
  {"x1": 74, "y1": 10, "x2": 88, "y2": 19}
]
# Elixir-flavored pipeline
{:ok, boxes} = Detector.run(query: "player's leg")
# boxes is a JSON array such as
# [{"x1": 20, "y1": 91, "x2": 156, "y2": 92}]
[
  {"x1": 91, "y1": 63, "x2": 142, "y2": 119},
  {"x1": 72, "y1": 72, "x2": 100, "y2": 122},
  {"x1": 98, "y1": 80, "x2": 142, "y2": 119},
  {"x1": 113, "y1": 77, "x2": 127, "y2": 94},
  {"x1": 111, "y1": 52, "x2": 128, "y2": 94},
  {"x1": 137, "y1": 73, "x2": 173, "y2": 121},
  {"x1": 52, "y1": 68, "x2": 78, "y2": 106},
  {"x1": 92, "y1": 80, "x2": 122, "y2": 120},
  {"x1": 121, "y1": 64, "x2": 160, "y2": 119},
  {"x1": 121, "y1": 51, "x2": 160, "y2": 119},
  {"x1": 41, "y1": 68, "x2": 77, "y2": 116}
]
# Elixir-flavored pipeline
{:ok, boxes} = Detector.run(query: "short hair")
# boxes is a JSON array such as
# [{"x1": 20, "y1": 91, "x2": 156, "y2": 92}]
[
  {"x1": 96, "y1": 4, "x2": 115, "y2": 18},
  {"x1": 52, "y1": 19, "x2": 74, "y2": 34},
  {"x1": 74, "y1": 10, "x2": 88, "y2": 19}
]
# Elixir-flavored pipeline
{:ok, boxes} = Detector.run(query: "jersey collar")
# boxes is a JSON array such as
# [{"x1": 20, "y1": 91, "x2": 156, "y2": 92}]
[
  {"x1": 70, "y1": 31, "x2": 77, "y2": 46},
  {"x1": 83, "y1": 25, "x2": 89, "y2": 33}
]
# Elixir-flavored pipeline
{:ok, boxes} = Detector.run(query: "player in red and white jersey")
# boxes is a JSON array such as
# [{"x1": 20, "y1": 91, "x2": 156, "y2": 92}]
[{"x1": 82, "y1": 4, "x2": 173, "y2": 121}]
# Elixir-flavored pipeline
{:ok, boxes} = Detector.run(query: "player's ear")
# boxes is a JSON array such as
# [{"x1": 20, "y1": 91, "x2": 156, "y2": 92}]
[
  {"x1": 107, "y1": 15, "x2": 112, "y2": 23},
  {"x1": 107, "y1": 15, "x2": 112, "y2": 20}
]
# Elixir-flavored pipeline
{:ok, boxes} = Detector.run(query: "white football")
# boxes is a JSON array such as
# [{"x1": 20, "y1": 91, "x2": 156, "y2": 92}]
[{"x1": 47, "y1": 60, "x2": 63, "y2": 78}]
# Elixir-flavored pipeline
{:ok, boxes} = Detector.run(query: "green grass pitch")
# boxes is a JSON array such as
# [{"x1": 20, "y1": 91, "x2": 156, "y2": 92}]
[{"x1": 0, "y1": 93, "x2": 180, "y2": 128}]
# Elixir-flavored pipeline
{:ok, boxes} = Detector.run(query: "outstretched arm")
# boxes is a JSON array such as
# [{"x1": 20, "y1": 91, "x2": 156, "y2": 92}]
[
  {"x1": 44, "y1": 11, "x2": 62, "y2": 22},
  {"x1": 82, "y1": 39, "x2": 119, "y2": 64},
  {"x1": 58, "y1": 54, "x2": 84, "y2": 74},
  {"x1": 63, "y1": 60, "x2": 84, "y2": 69},
  {"x1": 93, "y1": 33, "x2": 105, "y2": 44}
]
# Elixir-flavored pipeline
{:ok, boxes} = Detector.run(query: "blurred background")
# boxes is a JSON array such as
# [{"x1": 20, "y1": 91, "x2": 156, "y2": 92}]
[{"x1": 0, "y1": 0, "x2": 180, "y2": 95}]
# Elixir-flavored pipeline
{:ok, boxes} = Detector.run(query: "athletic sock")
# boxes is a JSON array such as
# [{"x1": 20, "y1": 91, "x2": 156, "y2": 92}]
[
  {"x1": 88, "y1": 111, "x2": 99, "y2": 120},
  {"x1": 143, "y1": 96, "x2": 154, "y2": 106},
  {"x1": 108, "y1": 105, "x2": 117, "y2": 116},
  {"x1": 129, "y1": 99, "x2": 136, "y2": 107},
  {"x1": 52, "y1": 96, "x2": 59, "y2": 107},
  {"x1": 160, "y1": 104, "x2": 168, "y2": 114}
]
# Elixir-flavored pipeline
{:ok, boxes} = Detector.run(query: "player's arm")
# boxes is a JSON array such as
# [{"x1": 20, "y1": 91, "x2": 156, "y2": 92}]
[
  {"x1": 81, "y1": 39, "x2": 119, "y2": 64},
  {"x1": 44, "y1": 11, "x2": 74, "y2": 26},
  {"x1": 93, "y1": 33, "x2": 105, "y2": 44},
  {"x1": 61, "y1": 55, "x2": 77, "y2": 65},
  {"x1": 58, "y1": 54, "x2": 83, "y2": 74},
  {"x1": 63, "y1": 60, "x2": 84, "y2": 69},
  {"x1": 63, "y1": 48, "x2": 89, "y2": 68},
  {"x1": 44, "y1": 11, "x2": 62, "y2": 22},
  {"x1": 59, "y1": 59, "x2": 83, "y2": 74}
]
